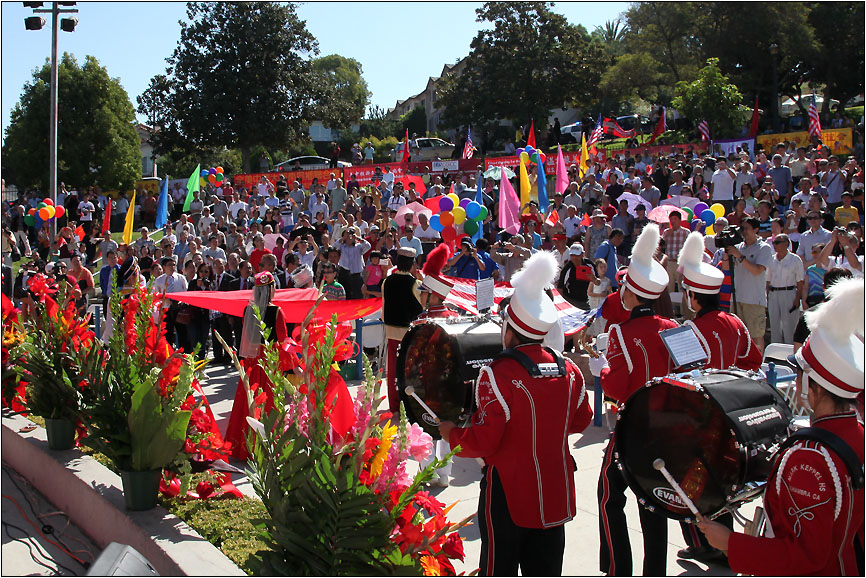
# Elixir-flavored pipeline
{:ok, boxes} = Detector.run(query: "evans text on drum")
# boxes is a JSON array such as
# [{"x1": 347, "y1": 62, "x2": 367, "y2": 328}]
[
  {"x1": 396, "y1": 318, "x2": 502, "y2": 439},
  {"x1": 613, "y1": 369, "x2": 793, "y2": 521}
]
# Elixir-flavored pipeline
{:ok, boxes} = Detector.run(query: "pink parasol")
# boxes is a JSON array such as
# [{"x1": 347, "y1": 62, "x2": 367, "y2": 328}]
[
  {"x1": 395, "y1": 201, "x2": 432, "y2": 226},
  {"x1": 648, "y1": 204, "x2": 689, "y2": 225}
]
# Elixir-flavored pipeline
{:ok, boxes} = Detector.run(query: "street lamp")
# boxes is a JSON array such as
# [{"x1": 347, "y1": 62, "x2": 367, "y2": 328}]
[
  {"x1": 23, "y1": 1, "x2": 79, "y2": 238},
  {"x1": 769, "y1": 43, "x2": 780, "y2": 134}
]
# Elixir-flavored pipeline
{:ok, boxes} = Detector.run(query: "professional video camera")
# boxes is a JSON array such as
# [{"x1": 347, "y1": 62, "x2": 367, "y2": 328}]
[{"x1": 715, "y1": 225, "x2": 744, "y2": 249}]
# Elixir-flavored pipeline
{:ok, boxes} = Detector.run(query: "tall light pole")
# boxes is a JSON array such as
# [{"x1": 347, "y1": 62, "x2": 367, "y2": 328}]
[
  {"x1": 24, "y1": 1, "x2": 78, "y2": 238},
  {"x1": 769, "y1": 43, "x2": 780, "y2": 134}
]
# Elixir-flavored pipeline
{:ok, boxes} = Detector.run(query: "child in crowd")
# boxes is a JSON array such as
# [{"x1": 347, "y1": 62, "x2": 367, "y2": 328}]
[
  {"x1": 587, "y1": 258, "x2": 611, "y2": 337},
  {"x1": 362, "y1": 251, "x2": 387, "y2": 298},
  {"x1": 320, "y1": 263, "x2": 346, "y2": 300}
]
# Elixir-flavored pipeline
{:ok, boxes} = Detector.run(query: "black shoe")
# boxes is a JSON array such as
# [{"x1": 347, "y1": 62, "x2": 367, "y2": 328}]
[{"x1": 677, "y1": 546, "x2": 725, "y2": 563}]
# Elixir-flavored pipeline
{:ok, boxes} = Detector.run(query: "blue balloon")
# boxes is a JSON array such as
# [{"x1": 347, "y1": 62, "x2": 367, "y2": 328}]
[
  {"x1": 690, "y1": 219, "x2": 703, "y2": 232},
  {"x1": 693, "y1": 202, "x2": 709, "y2": 216},
  {"x1": 429, "y1": 214, "x2": 443, "y2": 232},
  {"x1": 465, "y1": 201, "x2": 482, "y2": 220},
  {"x1": 701, "y1": 209, "x2": 716, "y2": 226},
  {"x1": 201, "y1": 169, "x2": 209, "y2": 177}
]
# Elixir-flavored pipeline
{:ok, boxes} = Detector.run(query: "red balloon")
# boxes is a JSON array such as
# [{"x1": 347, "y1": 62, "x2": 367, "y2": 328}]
[
  {"x1": 28, "y1": 208, "x2": 36, "y2": 216},
  {"x1": 441, "y1": 226, "x2": 457, "y2": 242},
  {"x1": 43, "y1": 198, "x2": 54, "y2": 206},
  {"x1": 54, "y1": 205, "x2": 65, "y2": 218}
]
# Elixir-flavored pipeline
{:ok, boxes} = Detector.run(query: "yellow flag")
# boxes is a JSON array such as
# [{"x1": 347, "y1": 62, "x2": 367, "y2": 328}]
[
  {"x1": 122, "y1": 190, "x2": 136, "y2": 245},
  {"x1": 519, "y1": 156, "x2": 531, "y2": 214},
  {"x1": 579, "y1": 132, "x2": 589, "y2": 179}
]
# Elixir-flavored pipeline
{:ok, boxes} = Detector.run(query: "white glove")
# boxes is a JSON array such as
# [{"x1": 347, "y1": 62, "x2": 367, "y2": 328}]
[{"x1": 589, "y1": 354, "x2": 609, "y2": 378}]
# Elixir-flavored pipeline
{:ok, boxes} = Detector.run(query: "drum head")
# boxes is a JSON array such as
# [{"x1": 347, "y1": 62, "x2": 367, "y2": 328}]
[
  {"x1": 615, "y1": 382, "x2": 740, "y2": 520},
  {"x1": 397, "y1": 320, "x2": 500, "y2": 439}
]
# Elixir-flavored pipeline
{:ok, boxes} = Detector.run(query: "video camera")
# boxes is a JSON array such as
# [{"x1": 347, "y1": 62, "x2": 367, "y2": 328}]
[{"x1": 715, "y1": 225, "x2": 743, "y2": 249}]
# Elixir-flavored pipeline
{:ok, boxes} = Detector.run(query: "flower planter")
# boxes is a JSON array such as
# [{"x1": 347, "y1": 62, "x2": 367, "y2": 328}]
[
  {"x1": 44, "y1": 418, "x2": 76, "y2": 450},
  {"x1": 120, "y1": 469, "x2": 162, "y2": 511}
]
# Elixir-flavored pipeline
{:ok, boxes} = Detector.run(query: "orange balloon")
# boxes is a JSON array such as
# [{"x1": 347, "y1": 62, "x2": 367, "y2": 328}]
[
  {"x1": 28, "y1": 208, "x2": 36, "y2": 216},
  {"x1": 439, "y1": 211, "x2": 454, "y2": 227},
  {"x1": 38, "y1": 207, "x2": 51, "y2": 220},
  {"x1": 216, "y1": 166, "x2": 224, "y2": 174},
  {"x1": 208, "y1": 174, "x2": 216, "y2": 184}
]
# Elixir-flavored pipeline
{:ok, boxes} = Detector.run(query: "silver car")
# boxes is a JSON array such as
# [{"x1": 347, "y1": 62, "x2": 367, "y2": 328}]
[{"x1": 391, "y1": 138, "x2": 455, "y2": 162}]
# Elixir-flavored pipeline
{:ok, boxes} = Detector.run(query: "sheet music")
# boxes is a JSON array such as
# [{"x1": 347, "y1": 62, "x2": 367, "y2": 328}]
[
  {"x1": 475, "y1": 278, "x2": 495, "y2": 312},
  {"x1": 660, "y1": 326, "x2": 708, "y2": 368}
]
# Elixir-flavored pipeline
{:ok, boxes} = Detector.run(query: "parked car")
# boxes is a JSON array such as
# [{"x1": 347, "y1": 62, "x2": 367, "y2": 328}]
[
  {"x1": 272, "y1": 156, "x2": 352, "y2": 172},
  {"x1": 559, "y1": 122, "x2": 585, "y2": 144},
  {"x1": 391, "y1": 137, "x2": 455, "y2": 162}
]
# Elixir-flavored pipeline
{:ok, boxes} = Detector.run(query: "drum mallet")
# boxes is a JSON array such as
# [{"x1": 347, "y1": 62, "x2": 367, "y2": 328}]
[
  {"x1": 404, "y1": 386, "x2": 440, "y2": 424},
  {"x1": 653, "y1": 458, "x2": 702, "y2": 519}
]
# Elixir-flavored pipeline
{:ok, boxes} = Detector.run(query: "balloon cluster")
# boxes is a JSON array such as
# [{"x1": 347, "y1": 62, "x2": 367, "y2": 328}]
[
  {"x1": 694, "y1": 202, "x2": 726, "y2": 236},
  {"x1": 200, "y1": 166, "x2": 225, "y2": 187},
  {"x1": 515, "y1": 144, "x2": 547, "y2": 166},
  {"x1": 24, "y1": 197, "x2": 65, "y2": 227},
  {"x1": 428, "y1": 193, "x2": 488, "y2": 242}
]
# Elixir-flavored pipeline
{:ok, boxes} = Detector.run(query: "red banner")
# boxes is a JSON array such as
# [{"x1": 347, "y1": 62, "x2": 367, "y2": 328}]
[
  {"x1": 342, "y1": 163, "x2": 408, "y2": 188},
  {"x1": 233, "y1": 169, "x2": 338, "y2": 191}
]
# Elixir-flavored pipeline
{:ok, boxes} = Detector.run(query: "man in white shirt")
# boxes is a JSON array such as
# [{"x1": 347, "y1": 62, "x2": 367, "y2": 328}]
[
  {"x1": 381, "y1": 166, "x2": 395, "y2": 194},
  {"x1": 623, "y1": 166, "x2": 642, "y2": 190},
  {"x1": 386, "y1": 190, "x2": 406, "y2": 212},
  {"x1": 78, "y1": 193, "x2": 96, "y2": 235},
  {"x1": 257, "y1": 176, "x2": 273, "y2": 198},
  {"x1": 399, "y1": 226, "x2": 423, "y2": 256},
  {"x1": 264, "y1": 188, "x2": 280, "y2": 208},
  {"x1": 733, "y1": 160, "x2": 758, "y2": 197},
  {"x1": 228, "y1": 194, "x2": 246, "y2": 220},
  {"x1": 308, "y1": 191, "x2": 329, "y2": 222},
  {"x1": 766, "y1": 234, "x2": 804, "y2": 345},
  {"x1": 415, "y1": 213, "x2": 440, "y2": 241},
  {"x1": 601, "y1": 159, "x2": 623, "y2": 185},
  {"x1": 796, "y1": 211, "x2": 833, "y2": 267},
  {"x1": 202, "y1": 235, "x2": 227, "y2": 263},
  {"x1": 562, "y1": 182, "x2": 583, "y2": 211},
  {"x1": 710, "y1": 158, "x2": 736, "y2": 212},
  {"x1": 561, "y1": 204, "x2": 584, "y2": 242}
]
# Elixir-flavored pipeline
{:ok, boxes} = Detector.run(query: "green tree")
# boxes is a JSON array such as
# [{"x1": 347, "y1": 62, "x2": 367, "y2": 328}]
[
  {"x1": 400, "y1": 106, "x2": 427, "y2": 138},
  {"x1": 312, "y1": 54, "x2": 371, "y2": 130},
  {"x1": 436, "y1": 2, "x2": 604, "y2": 132},
  {"x1": 592, "y1": 19, "x2": 627, "y2": 64},
  {"x1": 807, "y1": 2, "x2": 865, "y2": 113},
  {"x1": 2, "y1": 53, "x2": 139, "y2": 192},
  {"x1": 672, "y1": 58, "x2": 748, "y2": 139},
  {"x1": 138, "y1": 2, "x2": 345, "y2": 173}
]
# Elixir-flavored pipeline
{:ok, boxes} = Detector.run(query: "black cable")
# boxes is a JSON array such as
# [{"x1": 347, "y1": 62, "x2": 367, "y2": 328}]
[
  {"x1": 1, "y1": 465, "x2": 92, "y2": 569},
  {"x1": 1, "y1": 519, "x2": 75, "y2": 576}
]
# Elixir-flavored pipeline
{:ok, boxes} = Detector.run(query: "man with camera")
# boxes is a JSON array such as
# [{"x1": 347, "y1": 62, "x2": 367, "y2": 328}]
[
  {"x1": 446, "y1": 237, "x2": 486, "y2": 280},
  {"x1": 336, "y1": 226, "x2": 370, "y2": 300},
  {"x1": 725, "y1": 217, "x2": 773, "y2": 353},
  {"x1": 797, "y1": 210, "x2": 833, "y2": 268}
]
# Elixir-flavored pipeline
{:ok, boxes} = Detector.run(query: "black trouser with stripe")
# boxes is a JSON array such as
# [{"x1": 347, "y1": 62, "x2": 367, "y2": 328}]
[
  {"x1": 477, "y1": 466, "x2": 565, "y2": 576},
  {"x1": 597, "y1": 434, "x2": 668, "y2": 576}
]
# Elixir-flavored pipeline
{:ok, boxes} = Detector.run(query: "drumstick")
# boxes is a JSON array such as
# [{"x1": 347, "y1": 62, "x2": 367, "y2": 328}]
[
  {"x1": 403, "y1": 386, "x2": 440, "y2": 424},
  {"x1": 653, "y1": 458, "x2": 701, "y2": 517}
]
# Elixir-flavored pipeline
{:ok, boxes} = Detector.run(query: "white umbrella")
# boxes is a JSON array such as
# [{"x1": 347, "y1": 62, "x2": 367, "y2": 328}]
[
  {"x1": 615, "y1": 192, "x2": 649, "y2": 217},
  {"x1": 660, "y1": 195, "x2": 700, "y2": 210},
  {"x1": 483, "y1": 166, "x2": 515, "y2": 180}
]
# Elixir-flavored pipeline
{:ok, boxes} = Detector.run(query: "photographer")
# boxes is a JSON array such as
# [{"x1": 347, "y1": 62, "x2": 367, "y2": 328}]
[
  {"x1": 725, "y1": 217, "x2": 773, "y2": 352},
  {"x1": 445, "y1": 237, "x2": 486, "y2": 280},
  {"x1": 336, "y1": 226, "x2": 371, "y2": 299},
  {"x1": 817, "y1": 227, "x2": 864, "y2": 276}
]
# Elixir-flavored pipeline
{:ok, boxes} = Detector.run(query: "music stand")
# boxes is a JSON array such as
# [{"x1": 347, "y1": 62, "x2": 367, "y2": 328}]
[{"x1": 660, "y1": 325, "x2": 708, "y2": 372}]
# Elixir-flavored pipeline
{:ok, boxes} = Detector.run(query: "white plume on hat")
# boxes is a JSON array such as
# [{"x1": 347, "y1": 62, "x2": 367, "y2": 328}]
[
  {"x1": 506, "y1": 251, "x2": 560, "y2": 340},
  {"x1": 678, "y1": 231, "x2": 723, "y2": 294},
  {"x1": 511, "y1": 250, "x2": 559, "y2": 291},
  {"x1": 804, "y1": 277, "x2": 864, "y2": 339},
  {"x1": 631, "y1": 222, "x2": 660, "y2": 268},
  {"x1": 624, "y1": 223, "x2": 669, "y2": 299}
]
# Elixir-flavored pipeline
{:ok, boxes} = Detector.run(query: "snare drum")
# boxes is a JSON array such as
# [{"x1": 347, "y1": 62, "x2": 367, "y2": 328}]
[
  {"x1": 396, "y1": 318, "x2": 501, "y2": 439},
  {"x1": 614, "y1": 370, "x2": 793, "y2": 520}
]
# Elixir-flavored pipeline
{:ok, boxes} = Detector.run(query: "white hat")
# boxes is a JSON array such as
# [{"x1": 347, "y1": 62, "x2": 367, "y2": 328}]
[
  {"x1": 290, "y1": 265, "x2": 313, "y2": 288},
  {"x1": 792, "y1": 278, "x2": 864, "y2": 399},
  {"x1": 568, "y1": 243, "x2": 584, "y2": 257},
  {"x1": 421, "y1": 243, "x2": 454, "y2": 298},
  {"x1": 505, "y1": 251, "x2": 560, "y2": 339},
  {"x1": 678, "y1": 231, "x2": 723, "y2": 294},
  {"x1": 623, "y1": 223, "x2": 668, "y2": 299},
  {"x1": 397, "y1": 247, "x2": 416, "y2": 258}
]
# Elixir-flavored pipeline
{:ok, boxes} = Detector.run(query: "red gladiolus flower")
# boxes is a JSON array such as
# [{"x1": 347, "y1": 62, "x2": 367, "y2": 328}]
[
  {"x1": 413, "y1": 491, "x2": 445, "y2": 516},
  {"x1": 442, "y1": 533, "x2": 465, "y2": 562}
]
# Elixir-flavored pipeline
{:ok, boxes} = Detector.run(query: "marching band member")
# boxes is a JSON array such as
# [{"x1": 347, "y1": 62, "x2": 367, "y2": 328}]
[
  {"x1": 595, "y1": 224, "x2": 678, "y2": 576},
  {"x1": 699, "y1": 277, "x2": 864, "y2": 576},
  {"x1": 439, "y1": 252, "x2": 592, "y2": 575},
  {"x1": 382, "y1": 247, "x2": 423, "y2": 412}
]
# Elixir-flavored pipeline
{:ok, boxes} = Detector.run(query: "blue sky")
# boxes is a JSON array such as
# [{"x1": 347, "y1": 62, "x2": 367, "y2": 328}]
[{"x1": 1, "y1": 1, "x2": 629, "y2": 136}]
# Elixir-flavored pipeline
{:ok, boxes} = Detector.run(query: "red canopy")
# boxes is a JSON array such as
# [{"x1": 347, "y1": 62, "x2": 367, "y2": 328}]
[{"x1": 165, "y1": 288, "x2": 382, "y2": 323}]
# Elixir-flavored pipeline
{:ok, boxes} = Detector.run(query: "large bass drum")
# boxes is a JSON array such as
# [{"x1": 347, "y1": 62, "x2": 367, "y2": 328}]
[
  {"x1": 397, "y1": 318, "x2": 502, "y2": 439},
  {"x1": 614, "y1": 370, "x2": 793, "y2": 521}
]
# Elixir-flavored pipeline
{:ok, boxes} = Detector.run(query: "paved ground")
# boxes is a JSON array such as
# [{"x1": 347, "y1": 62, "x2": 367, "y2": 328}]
[
  {"x1": 199, "y1": 361, "x2": 745, "y2": 576},
  {"x1": 1, "y1": 461, "x2": 99, "y2": 576}
]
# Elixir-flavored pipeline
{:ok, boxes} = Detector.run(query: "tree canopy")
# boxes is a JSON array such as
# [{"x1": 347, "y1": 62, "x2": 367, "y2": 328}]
[
  {"x1": 312, "y1": 54, "x2": 371, "y2": 131},
  {"x1": 672, "y1": 58, "x2": 748, "y2": 139},
  {"x1": 2, "y1": 53, "x2": 140, "y2": 193}
]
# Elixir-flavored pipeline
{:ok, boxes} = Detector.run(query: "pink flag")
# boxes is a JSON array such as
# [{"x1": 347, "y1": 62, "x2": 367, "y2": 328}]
[
  {"x1": 498, "y1": 167, "x2": 521, "y2": 235},
  {"x1": 555, "y1": 144, "x2": 569, "y2": 194}
]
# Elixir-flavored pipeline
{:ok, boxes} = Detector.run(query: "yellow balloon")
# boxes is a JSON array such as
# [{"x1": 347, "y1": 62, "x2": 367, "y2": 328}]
[
  {"x1": 447, "y1": 193, "x2": 460, "y2": 205},
  {"x1": 710, "y1": 203, "x2": 725, "y2": 219},
  {"x1": 452, "y1": 206, "x2": 466, "y2": 225},
  {"x1": 706, "y1": 225, "x2": 715, "y2": 236},
  {"x1": 520, "y1": 151, "x2": 530, "y2": 163}
]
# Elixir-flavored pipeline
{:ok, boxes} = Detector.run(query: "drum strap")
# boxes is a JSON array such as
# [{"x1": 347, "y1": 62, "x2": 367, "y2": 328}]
[
  {"x1": 777, "y1": 428, "x2": 864, "y2": 490},
  {"x1": 498, "y1": 347, "x2": 567, "y2": 378}
]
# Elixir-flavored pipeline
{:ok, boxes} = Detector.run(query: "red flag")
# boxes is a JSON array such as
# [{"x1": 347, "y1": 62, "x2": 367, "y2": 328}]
[
  {"x1": 74, "y1": 225, "x2": 85, "y2": 241},
  {"x1": 527, "y1": 120, "x2": 536, "y2": 149},
  {"x1": 544, "y1": 209, "x2": 560, "y2": 228},
  {"x1": 603, "y1": 118, "x2": 635, "y2": 138},
  {"x1": 748, "y1": 97, "x2": 760, "y2": 138},
  {"x1": 401, "y1": 129, "x2": 410, "y2": 163},
  {"x1": 646, "y1": 107, "x2": 666, "y2": 145},
  {"x1": 580, "y1": 213, "x2": 592, "y2": 226},
  {"x1": 101, "y1": 203, "x2": 112, "y2": 236}
]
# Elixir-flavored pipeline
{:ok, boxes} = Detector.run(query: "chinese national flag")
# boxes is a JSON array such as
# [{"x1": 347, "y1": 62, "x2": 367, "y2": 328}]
[
  {"x1": 74, "y1": 225, "x2": 85, "y2": 241},
  {"x1": 527, "y1": 120, "x2": 536, "y2": 149},
  {"x1": 401, "y1": 129, "x2": 410, "y2": 163},
  {"x1": 544, "y1": 209, "x2": 559, "y2": 228},
  {"x1": 101, "y1": 205, "x2": 112, "y2": 235},
  {"x1": 580, "y1": 213, "x2": 592, "y2": 227}
]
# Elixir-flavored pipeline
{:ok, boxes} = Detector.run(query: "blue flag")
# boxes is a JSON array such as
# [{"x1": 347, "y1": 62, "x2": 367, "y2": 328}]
[
  {"x1": 155, "y1": 177, "x2": 169, "y2": 229},
  {"x1": 472, "y1": 172, "x2": 484, "y2": 242},
  {"x1": 536, "y1": 158, "x2": 549, "y2": 212}
]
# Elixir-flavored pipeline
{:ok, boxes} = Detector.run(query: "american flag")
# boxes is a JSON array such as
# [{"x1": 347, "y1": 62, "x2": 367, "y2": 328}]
[
  {"x1": 462, "y1": 127, "x2": 474, "y2": 159},
  {"x1": 586, "y1": 116, "x2": 604, "y2": 149},
  {"x1": 808, "y1": 96, "x2": 822, "y2": 139},
  {"x1": 698, "y1": 120, "x2": 710, "y2": 142}
]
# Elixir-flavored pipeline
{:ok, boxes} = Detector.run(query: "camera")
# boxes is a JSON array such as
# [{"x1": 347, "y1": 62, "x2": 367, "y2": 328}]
[{"x1": 715, "y1": 225, "x2": 744, "y2": 249}]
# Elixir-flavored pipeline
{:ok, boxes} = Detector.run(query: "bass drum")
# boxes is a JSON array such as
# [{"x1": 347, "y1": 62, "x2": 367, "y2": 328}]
[
  {"x1": 397, "y1": 318, "x2": 502, "y2": 439},
  {"x1": 614, "y1": 370, "x2": 793, "y2": 521}
]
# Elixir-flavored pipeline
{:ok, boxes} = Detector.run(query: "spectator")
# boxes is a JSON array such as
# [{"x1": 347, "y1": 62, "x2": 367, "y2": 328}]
[
  {"x1": 661, "y1": 210, "x2": 688, "y2": 291},
  {"x1": 491, "y1": 234, "x2": 530, "y2": 283},
  {"x1": 446, "y1": 237, "x2": 486, "y2": 280},
  {"x1": 726, "y1": 217, "x2": 773, "y2": 352},
  {"x1": 363, "y1": 142, "x2": 375, "y2": 165},
  {"x1": 796, "y1": 210, "x2": 833, "y2": 267},
  {"x1": 834, "y1": 191, "x2": 859, "y2": 227},
  {"x1": 710, "y1": 158, "x2": 737, "y2": 213},
  {"x1": 557, "y1": 243, "x2": 596, "y2": 309},
  {"x1": 802, "y1": 243, "x2": 829, "y2": 308},
  {"x1": 475, "y1": 238, "x2": 500, "y2": 281},
  {"x1": 248, "y1": 234, "x2": 272, "y2": 272},
  {"x1": 767, "y1": 154, "x2": 793, "y2": 208},
  {"x1": 766, "y1": 234, "x2": 803, "y2": 345},
  {"x1": 320, "y1": 263, "x2": 346, "y2": 300},
  {"x1": 579, "y1": 173, "x2": 604, "y2": 206},
  {"x1": 399, "y1": 226, "x2": 423, "y2": 256},
  {"x1": 611, "y1": 200, "x2": 635, "y2": 255},
  {"x1": 638, "y1": 175, "x2": 661, "y2": 208},
  {"x1": 820, "y1": 156, "x2": 847, "y2": 210},
  {"x1": 632, "y1": 204, "x2": 650, "y2": 238},
  {"x1": 594, "y1": 228, "x2": 625, "y2": 289},
  {"x1": 584, "y1": 209, "x2": 612, "y2": 259},
  {"x1": 817, "y1": 228, "x2": 864, "y2": 277},
  {"x1": 336, "y1": 226, "x2": 371, "y2": 299}
]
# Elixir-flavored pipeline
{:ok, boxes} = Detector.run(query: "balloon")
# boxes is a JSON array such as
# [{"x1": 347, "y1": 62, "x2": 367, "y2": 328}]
[
  {"x1": 524, "y1": 145, "x2": 535, "y2": 155},
  {"x1": 477, "y1": 206, "x2": 489, "y2": 221},
  {"x1": 200, "y1": 177, "x2": 207, "y2": 187},
  {"x1": 201, "y1": 169, "x2": 209, "y2": 177},
  {"x1": 42, "y1": 198, "x2": 53, "y2": 206},
  {"x1": 439, "y1": 211, "x2": 454, "y2": 227},
  {"x1": 45, "y1": 206, "x2": 55, "y2": 219},
  {"x1": 447, "y1": 193, "x2": 460, "y2": 206},
  {"x1": 520, "y1": 152, "x2": 530, "y2": 164},
  {"x1": 516, "y1": 148, "x2": 525, "y2": 156},
  {"x1": 710, "y1": 203, "x2": 725, "y2": 219},
  {"x1": 690, "y1": 219, "x2": 702, "y2": 232},
  {"x1": 465, "y1": 201, "x2": 482, "y2": 220},
  {"x1": 538, "y1": 151, "x2": 547, "y2": 163},
  {"x1": 462, "y1": 219, "x2": 479, "y2": 235},
  {"x1": 693, "y1": 202, "x2": 709, "y2": 216},
  {"x1": 208, "y1": 167, "x2": 217, "y2": 175},
  {"x1": 54, "y1": 205, "x2": 65, "y2": 219},
  {"x1": 37, "y1": 202, "x2": 47, "y2": 210},
  {"x1": 701, "y1": 209, "x2": 716, "y2": 226},
  {"x1": 452, "y1": 206, "x2": 466, "y2": 225},
  {"x1": 208, "y1": 174, "x2": 216, "y2": 184},
  {"x1": 530, "y1": 152, "x2": 540, "y2": 165},
  {"x1": 682, "y1": 207, "x2": 694, "y2": 221},
  {"x1": 215, "y1": 173, "x2": 224, "y2": 183},
  {"x1": 38, "y1": 207, "x2": 51, "y2": 220},
  {"x1": 28, "y1": 208, "x2": 36, "y2": 216},
  {"x1": 438, "y1": 196, "x2": 454, "y2": 212},
  {"x1": 706, "y1": 225, "x2": 715, "y2": 236},
  {"x1": 24, "y1": 215, "x2": 35, "y2": 227},
  {"x1": 429, "y1": 214, "x2": 443, "y2": 232},
  {"x1": 459, "y1": 197, "x2": 471, "y2": 209},
  {"x1": 441, "y1": 226, "x2": 457, "y2": 243},
  {"x1": 216, "y1": 166, "x2": 224, "y2": 174}
]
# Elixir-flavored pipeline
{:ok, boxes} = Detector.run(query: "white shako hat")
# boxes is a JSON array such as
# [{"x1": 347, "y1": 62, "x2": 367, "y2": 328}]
[
  {"x1": 678, "y1": 231, "x2": 723, "y2": 294},
  {"x1": 421, "y1": 242, "x2": 454, "y2": 299},
  {"x1": 791, "y1": 277, "x2": 864, "y2": 399},
  {"x1": 505, "y1": 251, "x2": 560, "y2": 339},
  {"x1": 623, "y1": 223, "x2": 668, "y2": 299}
]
